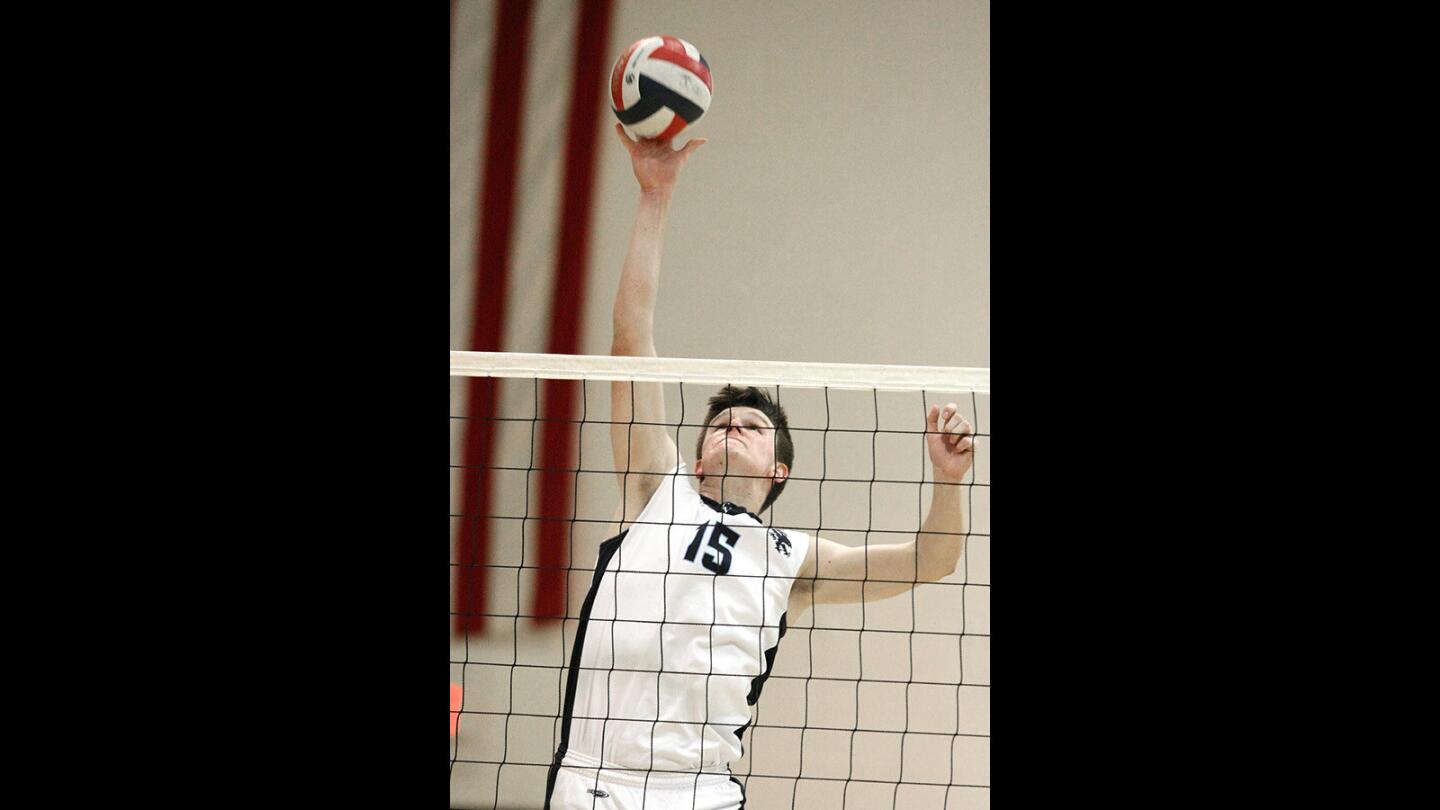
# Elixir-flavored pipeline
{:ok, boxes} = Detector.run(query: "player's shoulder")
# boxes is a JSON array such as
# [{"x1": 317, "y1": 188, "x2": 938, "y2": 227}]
[
  {"x1": 765, "y1": 524, "x2": 809, "y2": 540},
  {"x1": 764, "y1": 526, "x2": 809, "y2": 560}
]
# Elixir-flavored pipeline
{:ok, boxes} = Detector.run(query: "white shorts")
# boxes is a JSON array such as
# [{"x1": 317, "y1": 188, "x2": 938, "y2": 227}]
[{"x1": 545, "y1": 750, "x2": 745, "y2": 810}]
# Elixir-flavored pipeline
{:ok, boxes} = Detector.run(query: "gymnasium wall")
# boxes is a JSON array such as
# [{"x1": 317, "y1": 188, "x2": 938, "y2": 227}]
[{"x1": 451, "y1": 1, "x2": 989, "y2": 807}]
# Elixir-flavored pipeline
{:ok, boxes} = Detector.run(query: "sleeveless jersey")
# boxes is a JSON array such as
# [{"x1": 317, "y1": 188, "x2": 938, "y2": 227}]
[{"x1": 554, "y1": 463, "x2": 810, "y2": 776}]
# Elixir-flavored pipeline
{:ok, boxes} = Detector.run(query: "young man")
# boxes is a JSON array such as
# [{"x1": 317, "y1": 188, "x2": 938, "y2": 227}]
[{"x1": 545, "y1": 126, "x2": 975, "y2": 810}]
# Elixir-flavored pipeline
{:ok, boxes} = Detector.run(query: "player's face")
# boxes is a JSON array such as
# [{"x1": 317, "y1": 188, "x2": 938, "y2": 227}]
[{"x1": 700, "y1": 407, "x2": 778, "y2": 475}]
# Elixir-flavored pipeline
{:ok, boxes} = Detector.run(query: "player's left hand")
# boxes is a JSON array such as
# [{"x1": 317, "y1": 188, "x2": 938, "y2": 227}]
[{"x1": 926, "y1": 403, "x2": 975, "y2": 483}]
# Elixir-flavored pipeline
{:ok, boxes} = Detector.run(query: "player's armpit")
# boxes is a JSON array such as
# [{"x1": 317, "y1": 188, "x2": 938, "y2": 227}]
[{"x1": 610, "y1": 376, "x2": 680, "y2": 523}]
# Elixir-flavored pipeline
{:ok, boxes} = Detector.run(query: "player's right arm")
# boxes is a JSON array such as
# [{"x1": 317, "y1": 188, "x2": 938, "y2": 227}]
[{"x1": 610, "y1": 124, "x2": 707, "y2": 524}]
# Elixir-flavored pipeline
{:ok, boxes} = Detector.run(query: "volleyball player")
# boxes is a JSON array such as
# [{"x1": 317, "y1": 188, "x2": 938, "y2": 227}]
[{"x1": 544, "y1": 126, "x2": 974, "y2": 810}]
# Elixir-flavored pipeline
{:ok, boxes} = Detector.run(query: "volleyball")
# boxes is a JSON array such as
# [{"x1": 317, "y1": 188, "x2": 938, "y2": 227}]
[{"x1": 610, "y1": 35, "x2": 713, "y2": 141}]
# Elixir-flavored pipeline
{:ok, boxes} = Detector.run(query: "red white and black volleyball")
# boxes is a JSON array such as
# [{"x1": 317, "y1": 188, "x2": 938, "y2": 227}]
[{"x1": 610, "y1": 36, "x2": 713, "y2": 140}]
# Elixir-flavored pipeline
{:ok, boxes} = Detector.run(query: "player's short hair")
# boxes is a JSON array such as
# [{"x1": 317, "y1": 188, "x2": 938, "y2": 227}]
[{"x1": 696, "y1": 385, "x2": 794, "y2": 513}]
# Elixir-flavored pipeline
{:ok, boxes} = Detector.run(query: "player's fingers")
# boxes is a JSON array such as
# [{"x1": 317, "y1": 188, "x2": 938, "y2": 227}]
[
  {"x1": 947, "y1": 417, "x2": 971, "y2": 452},
  {"x1": 927, "y1": 404, "x2": 941, "y2": 434},
  {"x1": 614, "y1": 123, "x2": 633, "y2": 148},
  {"x1": 680, "y1": 137, "x2": 707, "y2": 156}
]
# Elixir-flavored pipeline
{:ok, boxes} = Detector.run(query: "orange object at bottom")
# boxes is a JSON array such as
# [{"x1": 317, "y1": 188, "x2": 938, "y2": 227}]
[{"x1": 450, "y1": 683, "x2": 462, "y2": 737}]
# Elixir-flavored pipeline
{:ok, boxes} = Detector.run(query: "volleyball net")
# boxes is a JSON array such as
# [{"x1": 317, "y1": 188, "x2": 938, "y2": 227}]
[{"x1": 450, "y1": 351, "x2": 990, "y2": 810}]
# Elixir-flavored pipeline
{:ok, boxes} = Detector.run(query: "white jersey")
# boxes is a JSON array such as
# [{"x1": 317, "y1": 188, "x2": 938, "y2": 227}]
[{"x1": 553, "y1": 463, "x2": 810, "y2": 779}]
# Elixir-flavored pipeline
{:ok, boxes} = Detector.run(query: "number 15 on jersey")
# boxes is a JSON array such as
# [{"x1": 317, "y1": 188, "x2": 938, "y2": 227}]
[{"x1": 683, "y1": 522, "x2": 741, "y2": 576}]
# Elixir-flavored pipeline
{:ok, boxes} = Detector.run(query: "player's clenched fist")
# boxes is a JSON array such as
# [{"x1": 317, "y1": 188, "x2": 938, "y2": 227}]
[{"x1": 926, "y1": 403, "x2": 975, "y2": 484}]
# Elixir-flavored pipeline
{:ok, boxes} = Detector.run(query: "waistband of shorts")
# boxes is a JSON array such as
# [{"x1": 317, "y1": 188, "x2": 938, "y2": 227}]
[{"x1": 560, "y1": 748, "x2": 733, "y2": 789}]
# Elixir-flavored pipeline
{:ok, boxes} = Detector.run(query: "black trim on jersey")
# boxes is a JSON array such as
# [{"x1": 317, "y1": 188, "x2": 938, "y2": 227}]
[
  {"x1": 544, "y1": 530, "x2": 628, "y2": 810},
  {"x1": 729, "y1": 775, "x2": 747, "y2": 808},
  {"x1": 700, "y1": 494, "x2": 762, "y2": 523},
  {"x1": 733, "y1": 612, "x2": 789, "y2": 744},
  {"x1": 733, "y1": 716, "x2": 751, "y2": 743}
]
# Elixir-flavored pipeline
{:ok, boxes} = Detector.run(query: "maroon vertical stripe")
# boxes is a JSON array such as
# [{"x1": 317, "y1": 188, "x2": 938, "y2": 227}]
[
  {"x1": 456, "y1": 0, "x2": 534, "y2": 635},
  {"x1": 533, "y1": 0, "x2": 615, "y2": 622}
]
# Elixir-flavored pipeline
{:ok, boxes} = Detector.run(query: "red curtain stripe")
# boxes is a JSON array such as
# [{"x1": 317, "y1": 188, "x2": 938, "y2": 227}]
[
  {"x1": 533, "y1": 0, "x2": 615, "y2": 623},
  {"x1": 455, "y1": 0, "x2": 535, "y2": 635}
]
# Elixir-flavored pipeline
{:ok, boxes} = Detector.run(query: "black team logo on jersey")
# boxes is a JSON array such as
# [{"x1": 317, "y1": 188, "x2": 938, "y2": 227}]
[{"x1": 770, "y1": 528, "x2": 792, "y2": 557}]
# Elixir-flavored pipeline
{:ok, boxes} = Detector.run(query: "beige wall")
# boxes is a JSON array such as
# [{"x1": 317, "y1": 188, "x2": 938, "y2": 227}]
[
  {"x1": 585, "y1": 0, "x2": 989, "y2": 369},
  {"x1": 452, "y1": 1, "x2": 988, "y2": 807}
]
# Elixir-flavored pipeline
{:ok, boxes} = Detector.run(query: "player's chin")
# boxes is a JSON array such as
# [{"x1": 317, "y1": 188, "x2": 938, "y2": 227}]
[
  {"x1": 720, "y1": 462, "x2": 775, "y2": 483},
  {"x1": 712, "y1": 451, "x2": 759, "y2": 471}
]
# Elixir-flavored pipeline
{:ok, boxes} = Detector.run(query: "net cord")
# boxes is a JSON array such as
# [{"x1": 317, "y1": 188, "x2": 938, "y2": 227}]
[{"x1": 451, "y1": 351, "x2": 990, "y2": 394}]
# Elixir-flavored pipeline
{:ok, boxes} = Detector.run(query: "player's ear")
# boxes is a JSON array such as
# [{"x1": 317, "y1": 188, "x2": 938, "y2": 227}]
[
  {"x1": 694, "y1": 459, "x2": 704, "y2": 480},
  {"x1": 772, "y1": 462, "x2": 789, "y2": 485}
]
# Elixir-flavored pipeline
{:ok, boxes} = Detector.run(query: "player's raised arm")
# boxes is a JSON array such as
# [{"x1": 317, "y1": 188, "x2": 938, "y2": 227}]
[
  {"x1": 609, "y1": 125, "x2": 707, "y2": 523},
  {"x1": 791, "y1": 404, "x2": 975, "y2": 608}
]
